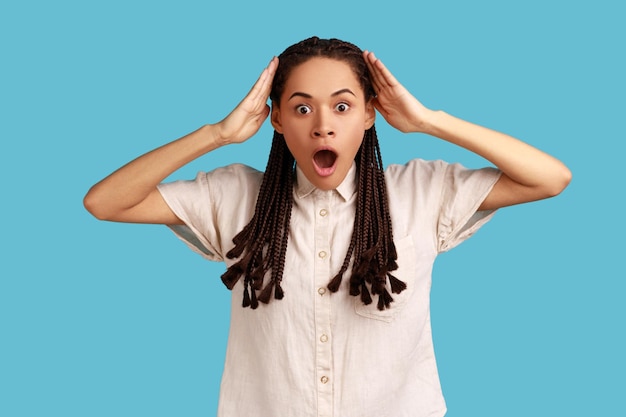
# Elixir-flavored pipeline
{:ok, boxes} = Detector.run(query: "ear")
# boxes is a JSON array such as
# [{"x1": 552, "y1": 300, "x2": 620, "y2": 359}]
[
  {"x1": 364, "y1": 99, "x2": 376, "y2": 129},
  {"x1": 271, "y1": 104, "x2": 283, "y2": 134}
]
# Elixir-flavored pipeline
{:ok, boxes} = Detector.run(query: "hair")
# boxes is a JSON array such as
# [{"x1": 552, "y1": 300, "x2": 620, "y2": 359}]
[{"x1": 220, "y1": 36, "x2": 406, "y2": 310}]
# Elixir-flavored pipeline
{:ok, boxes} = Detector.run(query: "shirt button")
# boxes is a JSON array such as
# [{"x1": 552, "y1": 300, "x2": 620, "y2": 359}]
[
  {"x1": 320, "y1": 376, "x2": 329, "y2": 384},
  {"x1": 318, "y1": 287, "x2": 327, "y2": 295},
  {"x1": 318, "y1": 251, "x2": 327, "y2": 259},
  {"x1": 320, "y1": 334, "x2": 328, "y2": 343},
  {"x1": 319, "y1": 209, "x2": 328, "y2": 217}
]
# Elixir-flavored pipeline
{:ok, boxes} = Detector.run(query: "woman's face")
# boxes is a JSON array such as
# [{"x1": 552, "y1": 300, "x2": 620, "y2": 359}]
[{"x1": 271, "y1": 57, "x2": 375, "y2": 191}]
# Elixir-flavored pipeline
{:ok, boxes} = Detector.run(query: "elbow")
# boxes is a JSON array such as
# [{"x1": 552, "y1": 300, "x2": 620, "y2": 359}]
[
  {"x1": 83, "y1": 188, "x2": 112, "y2": 221},
  {"x1": 544, "y1": 165, "x2": 572, "y2": 198}
]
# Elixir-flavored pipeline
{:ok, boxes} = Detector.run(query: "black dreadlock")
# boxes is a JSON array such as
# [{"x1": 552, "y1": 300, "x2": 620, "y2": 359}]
[{"x1": 221, "y1": 36, "x2": 406, "y2": 310}]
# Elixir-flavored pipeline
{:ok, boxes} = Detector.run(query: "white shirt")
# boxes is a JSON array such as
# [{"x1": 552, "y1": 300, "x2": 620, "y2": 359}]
[{"x1": 157, "y1": 159, "x2": 500, "y2": 417}]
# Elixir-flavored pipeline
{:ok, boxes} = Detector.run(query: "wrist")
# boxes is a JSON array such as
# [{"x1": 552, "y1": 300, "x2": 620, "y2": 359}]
[
  {"x1": 203, "y1": 123, "x2": 231, "y2": 148},
  {"x1": 416, "y1": 109, "x2": 447, "y2": 136}
]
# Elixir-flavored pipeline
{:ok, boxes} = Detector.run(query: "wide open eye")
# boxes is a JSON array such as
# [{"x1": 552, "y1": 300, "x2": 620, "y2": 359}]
[
  {"x1": 335, "y1": 102, "x2": 350, "y2": 112},
  {"x1": 296, "y1": 105, "x2": 312, "y2": 114}
]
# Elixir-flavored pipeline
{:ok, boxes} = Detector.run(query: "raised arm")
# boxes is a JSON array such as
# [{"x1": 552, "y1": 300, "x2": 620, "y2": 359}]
[
  {"x1": 363, "y1": 51, "x2": 571, "y2": 210},
  {"x1": 83, "y1": 57, "x2": 278, "y2": 224}
]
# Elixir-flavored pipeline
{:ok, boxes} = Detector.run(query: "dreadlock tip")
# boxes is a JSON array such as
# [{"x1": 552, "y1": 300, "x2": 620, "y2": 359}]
[
  {"x1": 257, "y1": 283, "x2": 274, "y2": 304},
  {"x1": 274, "y1": 284, "x2": 285, "y2": 300},
  {"x1": 327, "y1": 273, "x2": 344, "y2": 293},
  {"x1": 242, "y1": 287, "x2": 251, "y2": 307},
  {"x1": 388, "y1": 273, "x2": 407, "y2": 294}
]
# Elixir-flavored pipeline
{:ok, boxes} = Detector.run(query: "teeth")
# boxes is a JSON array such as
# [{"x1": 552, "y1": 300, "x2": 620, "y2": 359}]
[{"x1": 314, "y1": 150, "x2": 337, "y2": 168}]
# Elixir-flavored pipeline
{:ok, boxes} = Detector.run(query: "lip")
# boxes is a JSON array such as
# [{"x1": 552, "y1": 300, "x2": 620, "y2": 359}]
[{"x1": 312, "y1": 146, "x2": 338, "y2": 177}]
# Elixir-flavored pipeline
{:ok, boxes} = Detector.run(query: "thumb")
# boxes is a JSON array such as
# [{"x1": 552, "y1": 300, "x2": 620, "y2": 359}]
[
  {"x1": 372, "y1": 98, "x2": 388, "y2": 118},
  {"x1": 258, "y1": 104, "x2": 270, "y2": 123}
]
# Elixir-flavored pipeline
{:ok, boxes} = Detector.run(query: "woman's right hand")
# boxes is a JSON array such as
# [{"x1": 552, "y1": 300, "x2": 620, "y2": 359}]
[
  {"x1": 216, "y1": 57, "x2": 278, "y2": 145},
  {"x1": 84, "y1": 57, "x2": 279, "y2": 224}
]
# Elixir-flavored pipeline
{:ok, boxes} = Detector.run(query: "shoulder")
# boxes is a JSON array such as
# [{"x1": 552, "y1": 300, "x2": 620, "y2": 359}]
[
  {"x1": 158, "y1": 163, "x2": 264, "y2": 206},
  {"x1": 188, "y1": 163, "x2": 265, "y2": 195},
  {"x1": 384, "y1": 158, "x2": 449, "y2": 187},
  {"x1": 205, "y1": 163, "x2": 264, "y2": 183},
  {"x1": 385, "y1": 158, "x2": 499, "y2": 185},
  {"x1": 383, "y1": 158, "x2": 500, "y2": 209}
]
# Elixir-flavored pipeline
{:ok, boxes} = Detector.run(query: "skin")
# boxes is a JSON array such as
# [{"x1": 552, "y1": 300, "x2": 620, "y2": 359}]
[
  {"x1": 362, "y1": 51, "x2": 572, "y2": 210},
  {"x1": 271, "y1": 57, "x2": 375, "y2": 191},
  {"x1": 83, "y1": 51, "x2": 571, "y2": 224}
]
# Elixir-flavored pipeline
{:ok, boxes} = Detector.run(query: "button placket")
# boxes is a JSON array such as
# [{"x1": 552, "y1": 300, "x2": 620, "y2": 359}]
[{"x1": 313, "y1": 192, "x2": 333, "y2": 415}]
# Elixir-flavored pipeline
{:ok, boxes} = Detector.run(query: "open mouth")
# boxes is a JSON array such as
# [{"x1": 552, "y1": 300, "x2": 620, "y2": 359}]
[
  {"x1": 314, "y1": 150, "x2": 337, "y2": 168},
  {"x1": 313, "y1": 149, "x2": 338, "y2": 176}
]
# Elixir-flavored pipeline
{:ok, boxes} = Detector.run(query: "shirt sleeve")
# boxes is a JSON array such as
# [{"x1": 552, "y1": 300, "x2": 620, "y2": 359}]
[
  {"x1": 436, "y1": 162, "x2": 501, "y2": 253},
  {"x1": 156, "y1": 164, "x2": 262, "y2": 262}
]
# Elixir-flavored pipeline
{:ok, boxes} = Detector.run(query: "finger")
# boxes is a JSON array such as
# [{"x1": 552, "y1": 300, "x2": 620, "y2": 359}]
[
  {"x1": 250, "y1": 69, "x2": 270, "y2": 102},
  {"x1": 267, "y1": 56, "x2": 278, "y2": 77},
  {"x1": 261, "y1": 103, "x2": 270, "y2": 121},
  {"x1": 365, "y1": 51, "x2": 399, "y2": 90},
  {"x1": 373, "y1": 54, "x2": 400, "y2": 88},
  {"x1": 366, "y1": 51, "x2": 389, "y2": 90},
  {"x1": 257, "y1": 57, "x2": 278, "y2": 101},
  {"x1": 363, "y1": 51, "x2": 384, "y2": 91},
  {"x1": 363, "y1": 51, "x2": 384, "y2": 93},
  {"x1": 248, "y1": 57, "x2": 277, "y2": 103},
  {"x1": 371, "y1": 97, "x2": 386, "y2": 117}
]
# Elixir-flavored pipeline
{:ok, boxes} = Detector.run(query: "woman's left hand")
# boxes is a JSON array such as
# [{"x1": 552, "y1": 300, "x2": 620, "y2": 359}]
[{"x1": 363, "y1": 51, "x2": 431, "y2": 133}]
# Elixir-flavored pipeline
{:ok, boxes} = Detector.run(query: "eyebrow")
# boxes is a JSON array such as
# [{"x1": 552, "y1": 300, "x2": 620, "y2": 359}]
[{"x1": 288, "y1": 88, "x2": 356, "y2": 101}]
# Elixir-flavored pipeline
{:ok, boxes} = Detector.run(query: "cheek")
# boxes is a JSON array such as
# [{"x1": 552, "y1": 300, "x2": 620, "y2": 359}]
[
  {"x1": 349, "y1": 128, "x2": 366, "y2": 154},
  {"x1": 281, "y1": 118, "x2": 307, "y2": 138},
  {"x1": 282, "y1": 133, "x2": 308, "y2": 162},
  {"x1": 347, "y1": 122, "x2": 366, "y2": 143},
  {"x1": 350, "y1": 138, "x2": 364, "y2": 157}
]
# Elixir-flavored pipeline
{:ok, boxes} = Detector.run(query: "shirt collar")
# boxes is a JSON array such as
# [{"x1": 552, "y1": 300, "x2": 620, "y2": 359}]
[{"x1": 295, "y1": 162, "x2": 357, "y2": 201}]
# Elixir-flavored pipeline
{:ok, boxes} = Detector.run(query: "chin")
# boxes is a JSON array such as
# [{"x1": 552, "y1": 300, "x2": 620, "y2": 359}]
[{"x1": 316, "y1": 172, "x2": 348, "y2": 190}]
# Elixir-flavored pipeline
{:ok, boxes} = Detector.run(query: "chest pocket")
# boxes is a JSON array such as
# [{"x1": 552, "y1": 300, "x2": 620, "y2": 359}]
[{"x1": 354, "y1": 235, "x2": 417, "y2": 322}]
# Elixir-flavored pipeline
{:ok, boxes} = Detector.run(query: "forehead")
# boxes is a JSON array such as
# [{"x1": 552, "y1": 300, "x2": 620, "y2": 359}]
[{"x1": 282, "y1": 57, "x2": 364, "y2": 98}]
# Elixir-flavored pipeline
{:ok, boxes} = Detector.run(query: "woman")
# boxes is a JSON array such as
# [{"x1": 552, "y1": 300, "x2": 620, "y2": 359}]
[{"x1": 84, "y1": 37, "x2": 571, "y2": 416}]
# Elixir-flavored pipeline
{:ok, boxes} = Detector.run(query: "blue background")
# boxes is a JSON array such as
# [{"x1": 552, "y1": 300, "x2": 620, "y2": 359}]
[{"x1": 1, "y1": 0, "x2": 623, "y2": 416}]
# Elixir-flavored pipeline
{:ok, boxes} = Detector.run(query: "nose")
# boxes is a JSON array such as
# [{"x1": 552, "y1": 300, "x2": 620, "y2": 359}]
[
  {"x1": 314, "y1": 129, "x2": 334, "y2": 137},
  {"x1": 312, "y1": 109, "x2": 335, "y2": 138}
]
